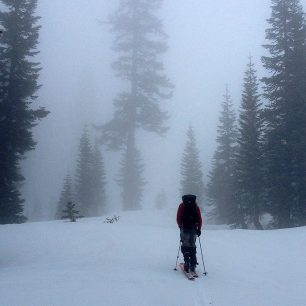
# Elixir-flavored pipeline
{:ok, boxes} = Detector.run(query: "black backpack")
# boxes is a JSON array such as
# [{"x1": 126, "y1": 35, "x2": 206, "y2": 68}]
[{"x1": 181, "y1": 194, "x2": 198, "y2": 228}]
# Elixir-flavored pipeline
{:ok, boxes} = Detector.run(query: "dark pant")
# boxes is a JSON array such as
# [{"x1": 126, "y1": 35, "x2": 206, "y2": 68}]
[{"x1": 180, "y1": 228, "x2": 197, "y2": 271}]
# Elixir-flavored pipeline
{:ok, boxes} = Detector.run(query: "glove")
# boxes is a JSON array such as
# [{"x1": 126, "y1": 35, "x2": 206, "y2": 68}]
[{"x1": 196, "y1": 229, "x2": 201, "y2": 237}]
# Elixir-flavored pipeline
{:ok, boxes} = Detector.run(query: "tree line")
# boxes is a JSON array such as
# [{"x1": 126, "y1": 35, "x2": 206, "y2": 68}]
[
  {"x1": 1, "y1": 0, "x2": 306, "y2": 230},
  {"x1": 207, "y1": 0, "x2": 306, "y2": 229}
]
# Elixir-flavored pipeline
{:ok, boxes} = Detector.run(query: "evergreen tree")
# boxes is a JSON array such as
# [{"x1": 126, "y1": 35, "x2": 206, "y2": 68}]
[
  {"x1": 0, "y1": 0, "x2": 48, "y2": 224},
  {"x1": 91, "y1": 143, "x2": 107, "y2": 215},
  {"x1": 262, "y1": 0, "x2": 306, "y2": 227},
  {"x1": 99, "y1": 0, "x2": 173, "y2": 210},
  {"x1": 117, "y1": 144, "x2": 145, "y2": 210},
  {"x1": 75, "y1": 127, "x2": 94, "y2": 217},
  {"x1": 62, "y1": 201, "x2": 81, "y2": 222},
  {"x1": 235, "y1": 58, "x2": 264, "y2": 229},
  {"x1": 55, "y1": 173, "x2": 74, "y2": 220},
  {"x1": 30, "y1": 197, "x2": 43, "y2": 222},
  {"x1": 207, "y1": 88, "x2": 239, "y2": 226},
  {"x1": 180, "y1": 126, "x2": 205, "y2": 207},
  {"x1": 154, "y1": 189, "x2": 167, "y2": 210}
]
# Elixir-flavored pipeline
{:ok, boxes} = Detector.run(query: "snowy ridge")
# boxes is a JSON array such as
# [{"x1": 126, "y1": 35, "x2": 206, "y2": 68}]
[{"x1": 1, "y1": 210, "x2": 306, "y2": 306}]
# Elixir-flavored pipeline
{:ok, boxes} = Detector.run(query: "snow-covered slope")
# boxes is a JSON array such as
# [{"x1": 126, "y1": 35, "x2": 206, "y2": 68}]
[{"x1": 1, "y1": 210, "x2": 306, "y2": 306}]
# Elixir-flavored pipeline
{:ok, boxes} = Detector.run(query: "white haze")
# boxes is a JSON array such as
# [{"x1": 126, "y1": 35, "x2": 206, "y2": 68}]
[{"x1": 21, "y1": 0, "x2": 306, "y2": 220}]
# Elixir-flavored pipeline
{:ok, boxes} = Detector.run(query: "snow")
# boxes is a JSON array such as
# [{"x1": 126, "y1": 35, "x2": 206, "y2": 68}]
[{"x1": 1, "y1": 209, "x2": 306, "y2": 306}]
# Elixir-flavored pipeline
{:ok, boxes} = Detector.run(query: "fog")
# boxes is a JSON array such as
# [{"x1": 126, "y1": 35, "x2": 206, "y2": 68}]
[{"x1": 22, "y1": 0, "x2": 296, "y2": 219}]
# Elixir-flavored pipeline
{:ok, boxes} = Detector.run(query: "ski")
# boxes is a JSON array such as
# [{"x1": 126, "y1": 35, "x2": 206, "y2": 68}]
[
  {"x1": 179, "y1": 263, "x2": 194, "y2": 280},
  {"x1": 190, "y1": 271, "x2": 199, "y2": 278}
]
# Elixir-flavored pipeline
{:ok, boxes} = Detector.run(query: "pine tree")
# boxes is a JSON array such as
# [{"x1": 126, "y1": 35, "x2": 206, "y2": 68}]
[
  {"x1": 154, "y1": 189, "x2": 167, "y2": 210},
  {"x1": 262, "y1": 0, "x2": 306, "y2": 227},
  {"x1": 30, "y1": 197, "x2": 43, "y2": 222},
  {"x1": 235, "y1": 58, "x2": 264, "y2": 229},
  {"x1": 0, "y1": 0, "x2": 48, "y2": 224},
  {"x1": 55, "y1": 173, "x2": 74, "y2": 220},
  {"x1": 180, "y1": 126, "x2": 205, "y2": 207},
  {"x1": 91, "y1": 144, "x2": 107, "y2": 215},
  {"x1": 75, "y1": 127, "x2": 94, "y2": 217},
  {"x1": 62, "y1": 201, "x2": 81, "y2": 222},
  {"x1": 207, "y1": 87, "x2": 239, "y2": 226},
  {"x1": 117, "y1": 144, "x2": 145, "y2": 210},
  {"x1": 99, "y1": 0, "x2": 173, "y2": 210}
]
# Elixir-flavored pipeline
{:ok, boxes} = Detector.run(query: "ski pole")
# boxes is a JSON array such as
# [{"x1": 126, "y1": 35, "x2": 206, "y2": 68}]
[
  {"x1": 174, "y1": 240, "x2": 182, "y2": 270},
  {"x1": 198, "y1": 236, "x2": 207, "y2": 275}
]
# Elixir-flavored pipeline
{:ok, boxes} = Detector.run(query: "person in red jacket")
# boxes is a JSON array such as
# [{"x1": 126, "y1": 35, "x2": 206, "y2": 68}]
[{"x1": 176, "y1": 194, "x2": 202, "y2": 273}]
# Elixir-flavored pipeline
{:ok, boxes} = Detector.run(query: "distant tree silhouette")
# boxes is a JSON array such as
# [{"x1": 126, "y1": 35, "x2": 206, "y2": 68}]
[
  {"x1": 75, "y1": 127, "x2": 94, "y2": 217},
  {"x1": 154, "y1": 189, "x2": 167, "y2": 210},
  {"x1": 180, "y1": 126, "x2": 205, "y2": 207},
  {"x1": 99, "y1": 0, "x2": 173, "y2": 210},
  {"x1": 62, "y1": 201, "x2": 81, "y2": 222},
  {"x1": 117, "y1": 144, "x2": 145, "y2": 210},
  {"x1": 91, "y1": 143, "x2": 107, "y2": 215},
  {"x1": 56, "y1": 173, "x2": 74, "y2": 220},
  {"x1": 207, "y1": 88, "x2": 239, "y2": 226},
  {"x1": 235, "y1": 58, "x2": 264, "y2": 229}
]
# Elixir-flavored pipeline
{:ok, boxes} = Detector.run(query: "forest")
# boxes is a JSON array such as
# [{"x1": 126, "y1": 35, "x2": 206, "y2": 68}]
[{"x1": 1, "y1": 0, "x2": 306, "y2": 229}]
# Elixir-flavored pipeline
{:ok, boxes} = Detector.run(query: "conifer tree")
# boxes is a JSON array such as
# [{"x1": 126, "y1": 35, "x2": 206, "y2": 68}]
[
  {"x1": 154, "y1": 189, "x2": 167, "y2": 210},
  {"x1": 75, "y1": 129, "x2": 108, "y2": 217},
  {"x1": 0, "y1": 0, "x2": 48, "y2": 224},
  {"x1": 262, "y1": 0, "x2": 306, "y2": 227},
  {"x1": 117, "y1": 144, "x2": 145, "y2": 210},
  {"x1": 99, "y1": 0, "x2": 173, "y2": 210},
  {"x1": 91, "y1": 144, "x2": 107, "y2": 215},
  {"x1": 207, "y1": 88, "x2": 239, "y2": 226},
  {"x1": 30, "y1": 197, "x2": 43, "y2": 222},
  {"x1": 55, "y1": 173, "x2": 74, "y2": 220},
  {"x1": 235, "y1": 58, "x2": 264, "y2": 229},
  {"x1": 75, "y1": 127, "x2": 93, "y2": 217},
  {"x1": 180, "y1": 126, "x2": 205, "y2": 206},
  {"x1": 62, "y1": 201, "x2": 81, "y2": 222}
]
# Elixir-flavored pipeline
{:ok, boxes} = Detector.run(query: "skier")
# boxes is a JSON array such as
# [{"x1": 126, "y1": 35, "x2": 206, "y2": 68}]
[{"x1": 176, "y1": 194, "x2": 202, "y2": 275}]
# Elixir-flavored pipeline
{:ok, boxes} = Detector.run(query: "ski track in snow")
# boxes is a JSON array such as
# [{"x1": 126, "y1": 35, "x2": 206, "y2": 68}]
[
  {"x1": 193, "y1": 279, "x2": 213, "y2": 306},
  {"x1": 176, "y1": 267, "x2": 212, "y2": 306}
]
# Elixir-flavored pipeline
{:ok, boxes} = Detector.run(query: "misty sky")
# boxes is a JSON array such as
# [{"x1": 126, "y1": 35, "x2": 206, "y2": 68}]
[{"x1": 22, "y1": 0, "x2": 306, "y2": 219}]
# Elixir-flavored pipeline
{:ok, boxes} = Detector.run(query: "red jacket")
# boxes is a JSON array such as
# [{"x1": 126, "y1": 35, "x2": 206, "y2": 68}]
[{"x1": 176, "y1": 203, "x2": 202, "y2": 229}]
